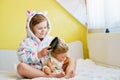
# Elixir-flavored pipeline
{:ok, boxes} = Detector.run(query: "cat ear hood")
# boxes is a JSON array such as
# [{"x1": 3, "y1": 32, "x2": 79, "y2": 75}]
[{"x1": 26, "y1": 10, "x2": 51, "y2": 42}]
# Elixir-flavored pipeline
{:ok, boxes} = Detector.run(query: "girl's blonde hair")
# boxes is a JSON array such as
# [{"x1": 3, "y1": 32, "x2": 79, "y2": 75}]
[
  {"x1": 51, "y1": 39, "x2": 68, "y2": 58},
  {"x1": 29, "y1": 14, "x2": 49, "y2": 32}
]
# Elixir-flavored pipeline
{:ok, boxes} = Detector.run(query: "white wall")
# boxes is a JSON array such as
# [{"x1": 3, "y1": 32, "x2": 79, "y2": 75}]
[
  {"x1": 88, "y1": 33, "x2": 120, "y2": 67},
  {"x1": 0, "y1": 50, "x2": 19, "y2": 71}
]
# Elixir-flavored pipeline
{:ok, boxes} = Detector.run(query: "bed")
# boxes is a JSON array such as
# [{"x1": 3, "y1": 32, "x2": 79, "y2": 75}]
[{"x1": 0, "y1": 41, "x2": 120, "y2": 80}]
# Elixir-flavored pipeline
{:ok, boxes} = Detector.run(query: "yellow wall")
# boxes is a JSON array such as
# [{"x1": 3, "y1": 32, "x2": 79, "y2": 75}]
[{"x1": 0, "y1": 0, "x2": 89, "y2": 58}]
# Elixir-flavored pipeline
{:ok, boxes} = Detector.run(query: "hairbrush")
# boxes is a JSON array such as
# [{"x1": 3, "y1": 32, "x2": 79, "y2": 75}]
[{"x1": 48, "y1": 37, "x2": 59, "y2": 51}]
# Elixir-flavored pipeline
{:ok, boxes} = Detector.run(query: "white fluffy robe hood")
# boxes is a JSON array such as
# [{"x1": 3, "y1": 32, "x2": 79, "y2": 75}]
[{"x1": 26, "y1": 10, "x2": 52, "y2": 44}]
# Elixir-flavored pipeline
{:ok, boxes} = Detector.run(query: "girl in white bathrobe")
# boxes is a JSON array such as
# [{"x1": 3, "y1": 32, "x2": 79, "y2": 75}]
[{"x1": 17, "y1": 10, "x2": 76, "y2": 79}]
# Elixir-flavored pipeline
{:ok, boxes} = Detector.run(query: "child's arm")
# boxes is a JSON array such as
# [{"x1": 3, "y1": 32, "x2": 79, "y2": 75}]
[
  {"x1": 37, "y1": 46, "x2": 51, "y2": 58},
  {"x1": 17, "y1": 38, "x2": 39, "y2": 64},
  {"x1": 47, "y1": 58, "x2": 54, "y2": 72}
]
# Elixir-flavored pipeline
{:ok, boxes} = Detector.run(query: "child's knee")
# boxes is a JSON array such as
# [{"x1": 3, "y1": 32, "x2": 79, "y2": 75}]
[
  {"x1": 17, "y1": 63, "x2": 27, "y2": 74},
  {"x1": 17, "y1": 63, "x2": 23, "y2": 71},
  {"x1": 43, "y1": 66, "x2": 51, "y2": 75}
]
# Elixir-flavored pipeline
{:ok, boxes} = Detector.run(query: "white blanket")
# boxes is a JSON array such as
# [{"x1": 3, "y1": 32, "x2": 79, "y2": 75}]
[{"x1": 32, "y1": 59, "x2": 120, "y2": 80}]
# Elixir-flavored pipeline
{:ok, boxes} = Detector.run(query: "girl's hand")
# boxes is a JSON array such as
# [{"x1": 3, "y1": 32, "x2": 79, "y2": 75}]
[{"x1": 37, "y1": 46, "x2": 51, "y2": 58}]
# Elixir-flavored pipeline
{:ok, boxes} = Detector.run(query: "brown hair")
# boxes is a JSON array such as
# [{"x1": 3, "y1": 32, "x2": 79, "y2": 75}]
[
  {"x1": 51, "y1": 40, "x2": 68, "y2": 58},
  {"x1": 29, "y1": 14, "x2": 49, "y2": 32}
]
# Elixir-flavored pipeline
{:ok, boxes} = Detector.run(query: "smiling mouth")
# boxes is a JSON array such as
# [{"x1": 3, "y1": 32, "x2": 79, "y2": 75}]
[{"x1": 40, "y1": 33, "x2": 45, "y2": 35}]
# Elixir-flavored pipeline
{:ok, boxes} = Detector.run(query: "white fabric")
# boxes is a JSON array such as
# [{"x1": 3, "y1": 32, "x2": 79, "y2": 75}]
[
  {"x1": 50, "y1": 56, "x2": 64, "y2": 70},
  {"x1": 32, "y1": 59, "x2": 120, "y2": 80},
  {"x1": 87, "y1": 0, "x2": 120, "y2": 29},
  {"x1": 49, "y1": 56, "x2": 64, "y2": 74}
]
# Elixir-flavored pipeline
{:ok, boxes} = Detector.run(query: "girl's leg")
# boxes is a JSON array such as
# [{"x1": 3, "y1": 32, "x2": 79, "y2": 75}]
[
  {"x1": 17, "y1": 63, "x2": 65, "y2": 79},
  {"x1": 64, "y1": 58, "x2": 76, "y2": 79},
  {"x1": 17, "y1": 63, "x2": 47, "y2": 78}
]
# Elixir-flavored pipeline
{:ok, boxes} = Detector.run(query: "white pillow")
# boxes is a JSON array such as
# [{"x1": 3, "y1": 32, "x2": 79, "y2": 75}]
[
  {"x1": 67, "y1": 41, "x2": 83, "y2": 59},
  {"x1": 0, "y1": 50, "x2": 19, "y2": 71}
]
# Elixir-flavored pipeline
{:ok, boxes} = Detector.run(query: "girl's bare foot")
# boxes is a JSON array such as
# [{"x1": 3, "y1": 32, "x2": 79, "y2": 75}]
[
  {"x1": 64, "y1": 70, "x2": 75, "y2": 79},
  {"x1": 49, "y1": 71, "x2": 65, "y2": 78}
]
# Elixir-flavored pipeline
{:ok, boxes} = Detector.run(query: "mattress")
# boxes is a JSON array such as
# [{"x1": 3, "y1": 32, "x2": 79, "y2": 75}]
[
  {"x1": 0, "y1": 71, "x2": 17, "y2": 80},
  {"x1": 0, "y1": 59, "x2": 120, "y2": 80},
  {"x1": 31, "y1": 59, "x2": 120, "y2": 80}
]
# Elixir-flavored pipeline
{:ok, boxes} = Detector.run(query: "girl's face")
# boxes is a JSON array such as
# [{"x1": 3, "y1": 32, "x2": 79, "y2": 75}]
[
  {"x1": 33, "y1": 21, "x2": 48, "y2": 39},
  {"x1": 56, "y1": 53, "x2": 67, "y2": 62}
]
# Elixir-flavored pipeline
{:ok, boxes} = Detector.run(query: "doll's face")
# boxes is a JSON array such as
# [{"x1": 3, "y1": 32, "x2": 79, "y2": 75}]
[
  {"x1": 32, "y1": 21, "x2": 48, "y2": 39},
  {"x1": 56, "y1": 53, "x2": 67, "y2": 62}
]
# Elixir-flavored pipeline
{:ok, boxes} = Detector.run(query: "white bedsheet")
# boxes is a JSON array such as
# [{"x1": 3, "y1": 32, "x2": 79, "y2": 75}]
[{"x1": 32, "y1": 59, "x2": 120, "y2": 80}]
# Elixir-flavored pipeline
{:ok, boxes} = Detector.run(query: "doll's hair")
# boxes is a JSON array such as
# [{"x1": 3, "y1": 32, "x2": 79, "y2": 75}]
[
  {"x1": 29, "y1": 14, "x2": 49, "y2": 32},
  {"x1": 51, "y1": 39, "x2": 68, "y2": 58}
]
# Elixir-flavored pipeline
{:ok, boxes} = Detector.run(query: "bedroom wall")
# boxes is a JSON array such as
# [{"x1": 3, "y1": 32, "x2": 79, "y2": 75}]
[
  {"x1": 0, "y1": 0, "x2": 88, "y2": 58},
  {"x1": 88, "y1": 33, "x2": 120, "y2": 67}
]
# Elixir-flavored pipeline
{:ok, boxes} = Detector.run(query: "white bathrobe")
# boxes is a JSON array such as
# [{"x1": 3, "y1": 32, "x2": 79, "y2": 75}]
[{"x1": 17, "y1": 11, "x2": 53, "y2": 69}]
